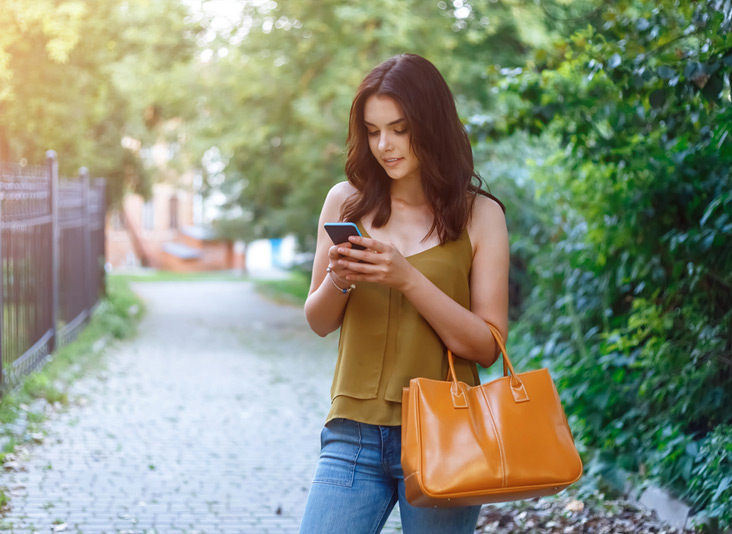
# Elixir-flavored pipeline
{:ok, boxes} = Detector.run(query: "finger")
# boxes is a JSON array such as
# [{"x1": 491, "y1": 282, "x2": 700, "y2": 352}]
[
  {"x1": 343, "y1": 270, "x2": 382, "y2": 284},
  {"x1": 336, "y1": 245, "x2": 372, "y2": 262},
  {"x1": 348, "y1": 235, "x2": 386, "y2": 253},
  {"x1": 338, "y1": 258, "x2": 382, "y2": 275},
  {"x1": 329, "y1": 243, "x2": 352, "y2": 260},
  {"x1": 332, "y1": 256, "x2": 360, "y2": 270}
]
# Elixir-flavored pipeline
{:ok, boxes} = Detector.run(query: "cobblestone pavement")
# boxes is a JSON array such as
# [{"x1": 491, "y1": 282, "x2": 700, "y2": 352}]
[{"x1": 0, "y1": 281, "x2": 404, "y2": 534}]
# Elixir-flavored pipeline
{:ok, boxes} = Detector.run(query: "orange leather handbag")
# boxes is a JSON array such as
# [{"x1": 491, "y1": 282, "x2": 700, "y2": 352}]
[{"x1": 401, "y1": 323, "x2": 583, "y2": 507}]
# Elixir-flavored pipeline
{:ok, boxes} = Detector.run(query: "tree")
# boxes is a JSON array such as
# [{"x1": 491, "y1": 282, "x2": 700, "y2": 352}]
[
  {"x1": 190, "y1": 0, "x2": 553, "y2": 246},
  {"x1": 0, "y1": 0, "x2": 203, "y2": 205}
]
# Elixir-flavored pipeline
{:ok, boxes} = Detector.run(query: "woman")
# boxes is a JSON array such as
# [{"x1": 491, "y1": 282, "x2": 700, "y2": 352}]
[{"x1": 300, "y1": 54, "x2": 509, "y2": 534}]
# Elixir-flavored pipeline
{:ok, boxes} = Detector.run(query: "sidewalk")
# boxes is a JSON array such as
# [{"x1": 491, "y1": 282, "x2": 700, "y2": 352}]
[{"x1": 0, "y1": 281, "x2": 402, "y2": 533}]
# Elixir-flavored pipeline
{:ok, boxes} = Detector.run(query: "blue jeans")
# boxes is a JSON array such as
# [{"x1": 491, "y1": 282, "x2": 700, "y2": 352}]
[{"x1": 299, "y1": 418, "x2": 481, "y2": 534}]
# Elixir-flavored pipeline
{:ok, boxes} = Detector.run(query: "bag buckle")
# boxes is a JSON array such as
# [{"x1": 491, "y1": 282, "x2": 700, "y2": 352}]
[
  {"x1": 510, "y1": 377, "x2": 529, "y2": 403},
  {"x1": 450, "y1": 383, "x2": 468, "y2": 408}
]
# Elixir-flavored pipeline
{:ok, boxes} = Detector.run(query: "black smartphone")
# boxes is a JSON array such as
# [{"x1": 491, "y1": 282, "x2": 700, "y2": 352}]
[{"x1": 324, "y1": 222, "x2": 366, "y2": 250}]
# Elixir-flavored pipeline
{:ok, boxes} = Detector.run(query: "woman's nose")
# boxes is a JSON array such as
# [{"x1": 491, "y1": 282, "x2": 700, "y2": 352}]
[{"x1": 378, "y1": 133, "x2": 391, "y2": 151}]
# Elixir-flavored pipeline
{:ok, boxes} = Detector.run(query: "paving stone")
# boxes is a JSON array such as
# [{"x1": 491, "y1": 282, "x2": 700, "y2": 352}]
[{"x1": 0, "y1": 281, "x2": 405, "y2": 533}]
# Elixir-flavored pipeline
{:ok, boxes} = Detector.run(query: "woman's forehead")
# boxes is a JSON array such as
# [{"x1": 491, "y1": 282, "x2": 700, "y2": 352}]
[{"x1": 363, "y1": 94, "x2": 404, "y2": 125}]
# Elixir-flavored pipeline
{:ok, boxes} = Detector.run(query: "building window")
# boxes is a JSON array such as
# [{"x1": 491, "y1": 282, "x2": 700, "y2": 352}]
[
  {"x1": 169, "y1": 195, "x2": 178, "y2": 230},
  {"x1": 142, "y1": 201, "x2": 154, "y2": 230}
]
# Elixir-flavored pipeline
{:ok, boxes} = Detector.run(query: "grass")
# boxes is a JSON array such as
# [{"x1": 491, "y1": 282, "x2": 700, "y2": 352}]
[
  {"x1": 251, "y1": 270, "x2": 311, "y2": 305},
  {"x1": 110, "y1": 269, "x2": 247, "y2": 283},
  {"x1": 111, "y1": 267, "x2": 311, "y2": 305},
  {"x1": 0, "y1": 276, "x2": 143, "y2": 463}
]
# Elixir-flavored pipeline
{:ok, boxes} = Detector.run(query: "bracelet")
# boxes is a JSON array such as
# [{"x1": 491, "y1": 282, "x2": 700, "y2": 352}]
[{"x1": 326, "y1": 266, "x2": 355, "y2": 295}]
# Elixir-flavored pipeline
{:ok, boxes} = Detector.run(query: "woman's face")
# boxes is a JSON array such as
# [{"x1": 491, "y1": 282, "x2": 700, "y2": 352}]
[{"x1": 363, "y1": 94, "x2": 421, "y2": 184}]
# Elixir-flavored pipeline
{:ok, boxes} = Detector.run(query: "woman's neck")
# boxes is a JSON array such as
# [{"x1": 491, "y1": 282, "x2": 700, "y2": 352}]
[{"x1": 390, "y1": 175, "x2": 426, "y2": 207}]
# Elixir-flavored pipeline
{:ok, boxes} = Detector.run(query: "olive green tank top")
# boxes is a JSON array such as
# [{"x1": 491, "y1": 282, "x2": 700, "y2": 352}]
[{"x1": 326, "y1": 221, "x2": 480, "y2": 426}]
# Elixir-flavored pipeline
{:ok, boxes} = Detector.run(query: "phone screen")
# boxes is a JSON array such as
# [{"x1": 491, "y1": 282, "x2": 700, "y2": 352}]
[{"x1": 324, "y1": 222, "x2": 366, "y2": 250}]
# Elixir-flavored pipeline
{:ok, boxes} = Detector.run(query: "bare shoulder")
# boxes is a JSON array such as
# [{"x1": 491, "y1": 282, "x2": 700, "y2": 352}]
[
  {"x1": 320, "y1": 181, "x2": 358, "y2": 221},
  {"x1": 472, "y1": 194, "x2": 506, "y2": 225},
  {"x1": 468, "y1": 194, "x2": 508, "y2": 248},
  {"x1": 326, "y1": 181, "x2": 358, "y2": 205}
]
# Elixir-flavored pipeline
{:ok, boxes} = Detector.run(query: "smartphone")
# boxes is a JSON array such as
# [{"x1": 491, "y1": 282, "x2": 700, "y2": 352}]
[{"x1": 324, "y1": 222, "x2": 366, "y2": 250}]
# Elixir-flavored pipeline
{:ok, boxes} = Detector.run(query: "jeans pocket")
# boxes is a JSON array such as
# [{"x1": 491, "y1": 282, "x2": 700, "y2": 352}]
[{"x1": 313, "y1": 419, "x2": 361, "y2": 487}]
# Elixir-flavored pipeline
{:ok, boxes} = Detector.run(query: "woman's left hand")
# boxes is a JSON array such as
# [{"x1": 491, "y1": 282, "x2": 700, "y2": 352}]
[{"x1": 336, "y1": 235, "x2": 416, "y2": 291}]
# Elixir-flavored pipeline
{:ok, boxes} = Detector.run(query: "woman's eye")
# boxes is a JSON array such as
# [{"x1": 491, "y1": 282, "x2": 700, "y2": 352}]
[
  {"x1": 367, "y1": 130, "x2": 379, "y2": 137},
  {"x1": 394, "y1": 129, "x2": 408, "y2": 135}
]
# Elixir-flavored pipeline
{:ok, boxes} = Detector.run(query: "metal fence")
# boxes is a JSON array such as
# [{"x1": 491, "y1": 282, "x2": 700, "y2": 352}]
[{"x1": 0, "y1": 151, "x2": 106, "y2": 387}]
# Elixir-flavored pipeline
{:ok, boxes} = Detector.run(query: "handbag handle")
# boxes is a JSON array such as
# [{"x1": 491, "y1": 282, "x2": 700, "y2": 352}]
[{"x1": 447, "y1": 321, "x2": 529, "y2": 406}]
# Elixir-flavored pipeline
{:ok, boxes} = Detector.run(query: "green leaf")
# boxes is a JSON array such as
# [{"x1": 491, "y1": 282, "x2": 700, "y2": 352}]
[
  {"x1": 700, "y1": 197, "x2": 722, "y2": 226},
  {"x1": 684, "y1": 61, "x2": 702, "y2": 79},
  {"x1": 649, "y1": 89, "x2": 666, "y2": 108},
  {"x1": 636, "y1": 18, "x2": 651, "y2": 31},
  {"x1": 657, "y1": 66, "x2": 676, "y2": 79},
  {"x1": 681, "y1": 456, "x2": 694, "y2": 481},
  {"x1": 701, "y1": 73, "x2": 724, "y2": 102},
  {"x1": 712, "y1": 476, "x2": 732, "y2": 501}
]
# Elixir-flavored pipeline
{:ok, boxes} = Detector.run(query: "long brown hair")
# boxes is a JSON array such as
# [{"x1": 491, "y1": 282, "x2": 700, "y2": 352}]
[{"x1": 342, "y1": 54, "x2": 501, "y2": 243}]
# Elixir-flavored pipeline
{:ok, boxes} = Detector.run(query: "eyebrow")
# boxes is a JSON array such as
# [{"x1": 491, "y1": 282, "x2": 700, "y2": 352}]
[{"x1": 364, "y1": 118, "x2": 406, "y2": 127}]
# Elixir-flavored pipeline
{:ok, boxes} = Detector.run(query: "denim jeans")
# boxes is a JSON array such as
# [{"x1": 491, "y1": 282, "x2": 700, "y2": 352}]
[{"x1": 299, "y1": 418, "x2": 481, "y2": 534}]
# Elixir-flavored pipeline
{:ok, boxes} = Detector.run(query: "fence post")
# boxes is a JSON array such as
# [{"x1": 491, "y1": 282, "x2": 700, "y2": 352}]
[
  {"x1": 80, "y1": 167, "x2": 92, "y2": 314},
  {"x1": 0, "y1": 175, "x2": 4, "y2": 384},
  {"x1": 47, "y1": 150, "x2": 59, "y2": 353},
  {"x1": 97, "y1": 179, "x2": 107, "y2": 298}
]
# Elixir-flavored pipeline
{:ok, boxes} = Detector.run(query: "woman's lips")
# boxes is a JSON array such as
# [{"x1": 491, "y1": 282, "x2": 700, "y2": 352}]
[{"x1": 383, "y1": 157, "x2": 403, "y2": 167}]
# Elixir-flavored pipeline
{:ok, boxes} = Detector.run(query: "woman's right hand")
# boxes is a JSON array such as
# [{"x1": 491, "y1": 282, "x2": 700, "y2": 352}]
[{"x1": 326, "y1": 242, "x2": 359, "y2": 284}]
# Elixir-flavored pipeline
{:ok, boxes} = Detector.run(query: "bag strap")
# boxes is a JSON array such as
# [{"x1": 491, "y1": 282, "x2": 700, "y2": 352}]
[
  {"x1": 446, "y1": 321, "x2": 529, "y2": 405},
  {"x1": 485, "y1": 323, "x2": 512, "y2": 379}
]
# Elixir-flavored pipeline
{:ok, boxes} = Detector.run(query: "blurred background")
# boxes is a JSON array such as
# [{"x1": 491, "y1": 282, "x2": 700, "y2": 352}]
[{"x1": 1, "y1": 0, "x2": 730, "y2": 530}]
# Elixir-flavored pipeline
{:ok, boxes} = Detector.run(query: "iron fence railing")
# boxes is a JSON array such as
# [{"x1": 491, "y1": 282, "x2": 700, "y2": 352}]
[{"x1": 0, "y1": 151, "x2": 106, "y2": 387}]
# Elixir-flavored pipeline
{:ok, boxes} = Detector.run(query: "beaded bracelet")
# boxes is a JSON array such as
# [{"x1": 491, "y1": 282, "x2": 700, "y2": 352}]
[{"x1": 326, "y1": 266, "x2": 355, "y2": 295}]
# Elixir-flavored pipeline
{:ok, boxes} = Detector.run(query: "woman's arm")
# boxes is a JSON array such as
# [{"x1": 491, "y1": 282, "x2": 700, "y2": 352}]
[
  {"x1": 335, "y1": 195, "x2": 509, "y2": 367},
  {"x1": 304, "y1": 182, "x2": 362, "y2": 337}
]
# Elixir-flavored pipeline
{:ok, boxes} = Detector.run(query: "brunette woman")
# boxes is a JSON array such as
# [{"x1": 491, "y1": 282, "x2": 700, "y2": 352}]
[{"x1": 299, "y1": 53, "x2": 509, "y2": 534}]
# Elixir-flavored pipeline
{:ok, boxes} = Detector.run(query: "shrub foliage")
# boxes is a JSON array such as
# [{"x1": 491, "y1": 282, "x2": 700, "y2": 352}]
[{"x1": 481, "y1": 0, "x2": 732, "y2": 527}]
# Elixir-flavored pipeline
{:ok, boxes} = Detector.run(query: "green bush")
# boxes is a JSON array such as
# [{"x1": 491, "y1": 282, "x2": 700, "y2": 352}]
[
  {"x1": 481, "y1": 0, "x2": 732, "y2": 526},
  {"x1": 687, "y1": 425, "x2": 732, "y2": 529}
]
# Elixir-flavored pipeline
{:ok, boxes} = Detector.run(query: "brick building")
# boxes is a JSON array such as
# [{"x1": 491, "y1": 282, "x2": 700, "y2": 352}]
[
  {"x1": 106, "y1": 181, "x2": 242, "y2": 272},
  {"x1": 105, "y1": 137, "x2": 242, "y2": 273}
]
